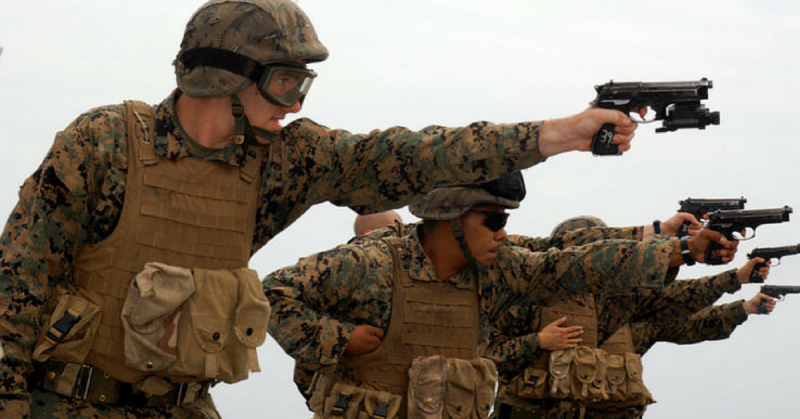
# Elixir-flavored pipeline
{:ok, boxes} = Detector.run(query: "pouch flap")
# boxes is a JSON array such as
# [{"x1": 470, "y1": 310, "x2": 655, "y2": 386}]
[
  {"x1": 573, "y1": 346, "x2": 598, "y2": 384},
  {"x1": 445, "y1": 358, "x2": 476, "y2": 419},
  {"x1": 233, "y1": 268, "x2": 271, "y2": 348},
  {"x1": 408, "y1": 355, "x2": 447, "y2": 416}
]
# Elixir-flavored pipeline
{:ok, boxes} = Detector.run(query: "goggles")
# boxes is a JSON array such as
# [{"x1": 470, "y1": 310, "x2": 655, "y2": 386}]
[
  {"x1": 179, "y1": 47, "x2": 317, "y2": 107},
  {"x1": 469, "y1": 210, "x2": 510, "y2": 232}
]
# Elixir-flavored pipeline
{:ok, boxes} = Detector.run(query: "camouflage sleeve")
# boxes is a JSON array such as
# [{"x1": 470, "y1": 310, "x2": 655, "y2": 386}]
[
  {"x1": 0, "y1": 107, "x2": 126, "y2": 410},
  {"x1": 490, "y1": 238, "x2": 674, "y2": 311},
  {"x1": 632, "y1": 301, "x2": 748, "y2": 353},
  {"x1": 594, "y1": 269, "x2": 739, "y2": 343},
  {"x1": 262, "y1": 242, "x2": 394, "y2": 367},
  {"x1": 636, "y1": 269, "x2": 740, "y2": 323},
  {"x1": 483, "y1": 304, "x2": 545, "y2": 377},
  {"x1": 281, "y1": 118, "x2": 545, "y2": 214},
  {"x1": 505, "y1": 226, "x2": 644, "y2": 252}
]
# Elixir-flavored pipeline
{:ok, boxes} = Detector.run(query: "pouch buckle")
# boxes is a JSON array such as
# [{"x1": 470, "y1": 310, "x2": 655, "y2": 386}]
[{"x1": 331, "y1": 393, "x2": 351, "y2": 415}]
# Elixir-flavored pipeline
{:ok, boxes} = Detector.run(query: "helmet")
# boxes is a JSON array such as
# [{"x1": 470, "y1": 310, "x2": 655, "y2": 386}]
[
  {"x1": 174, "y1": 0, "x2": 328, "y2": 98},
  {"x1": 550, "y1": 215, "x2": 607, "y2": 237},
  {"x1": 410, "y1": 172, "x2": 526, "y2": 220}
]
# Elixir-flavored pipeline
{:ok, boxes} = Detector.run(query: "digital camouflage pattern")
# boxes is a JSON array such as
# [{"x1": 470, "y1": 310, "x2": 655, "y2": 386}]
[
  {"x1": 0, "y1": 88, "x2": 546, "y2": 417},
  {"x1": 26, "y1": 389, "x2": 221, "y2": 419},
  {"x1": 485, "y1": 268, "x2": 742, "y2": 377},
  {"x1": 175, "y1": 0, "x2": 329, "y2": 98},
  {"x1": 631, "y1": 300, "x2": 748, "y2": 354},
  {"x1": 549, "y1": 215, "x2": 607, "y2": 237},
  {"x1": 263, "y1": 227, "x2": 675, "y2": 371},
  {"x1": 408, "y1": 185, "x2": 520, "y2": 220}
]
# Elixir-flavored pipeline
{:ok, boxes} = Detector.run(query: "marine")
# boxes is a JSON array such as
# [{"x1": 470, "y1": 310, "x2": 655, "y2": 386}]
[
  {"x1": 263, "y1": 173, "x2": 730, "y2": 418},
  {"x1": 0, "y1": 0, "x2": 651, "y2": 417}
]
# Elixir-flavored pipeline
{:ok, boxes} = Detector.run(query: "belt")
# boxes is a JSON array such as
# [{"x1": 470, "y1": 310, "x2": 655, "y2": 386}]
[
  {"x1": 33, "y1": 359, "x2": 213, "y2": 407},
  {"x1": 496, "y1": 400, "x2": 585, "y2": 419}
]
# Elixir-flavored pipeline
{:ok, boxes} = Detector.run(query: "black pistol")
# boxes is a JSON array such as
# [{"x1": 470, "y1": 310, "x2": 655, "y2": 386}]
[
  {"x1": 676, "y1": 197, "x2": 747, "y2": 237},
  {"x1": 704, "y1": 206, "x2": 792, "y2": 265},
  {"x1": 758, "y1": 285, "x2": 800, "y2": 314},
  {"x1": 746, "y1": 244, "x2": 800, "y2": 283},
  {"x1": 589, "y1": 78, "x2": 720, "y2": 155}
]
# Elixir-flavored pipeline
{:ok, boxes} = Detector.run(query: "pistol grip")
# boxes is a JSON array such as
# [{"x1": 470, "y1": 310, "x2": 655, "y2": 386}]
[
  {"x1": 758, "y1": 298, "x2": 769, "y2": 314},
  {"x1": 704, "y1": 241, "x2": 726, "y2": 265},
  {"x1": 677, "y1": 222, "x2": 691, "y2": 238},
  {"x1": 591, "y1": 123, "x2": 621, "y2": 156},
  {"x1": 749, "y1": 262, "x2": 766, "y2": 283}
]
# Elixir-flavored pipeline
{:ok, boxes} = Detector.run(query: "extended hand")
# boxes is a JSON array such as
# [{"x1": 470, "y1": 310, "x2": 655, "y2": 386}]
[
  {"x1": 743, "y1": 293, "x2": 776, "y2": 315},
  {"x1": 690, "y1": 229, "x2": 738, "y2": 264},
  {"x1": 538, "y1": 316, "x2": 584, "y2": 351},
  {"x1": 660, "y1": 212, "x2": 702, "y2": 237},
  {"x1": 736, "y1": 257, "x2": 770, "y2": 284},
  {"x1": 344, "y1": 324, "x2": 385, "y2": 356},
  {"x1": 538, "y1": 108, "x2": 640, "y2": 157}
]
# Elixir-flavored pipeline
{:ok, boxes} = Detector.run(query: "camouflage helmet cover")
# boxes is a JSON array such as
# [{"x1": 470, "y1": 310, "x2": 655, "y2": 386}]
[
  {"x1": 175, "y1": 0, "x2": 329, "y2": 98},
  {"x1": 550, "y1": 215, "x2": 607, "y2": 237},
  {"x1": 410, "y1": 172, "x2": 525, "y2": 220}
]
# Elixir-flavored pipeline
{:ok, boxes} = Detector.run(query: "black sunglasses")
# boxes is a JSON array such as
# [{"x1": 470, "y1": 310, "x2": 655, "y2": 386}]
[{"x1": 469, "y1": 210, "x2": 510, "y2": 232}]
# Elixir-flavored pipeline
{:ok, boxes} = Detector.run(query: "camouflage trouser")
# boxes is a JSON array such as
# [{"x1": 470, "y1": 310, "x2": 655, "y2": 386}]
[
  {"x1": 583, "y1": 406, "x2": 645, "y2": 419},
  {"x1": 490, "y1": 401, "x2": 584, "y2": 419},
  {"x1": 28, "y1": 388, "x2": 222, "y2": 419}
]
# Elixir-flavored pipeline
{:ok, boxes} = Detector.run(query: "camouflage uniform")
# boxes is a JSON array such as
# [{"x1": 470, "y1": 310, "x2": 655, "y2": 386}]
[
  {"x1": 288, "y1": 222, "x2": 646, "y2": 402},
  {"x1": 489, "y1": 233, "x2": 744, "y2": 419},
  {"x1": 630, "y1": 300, "x2": 748, "y2": 354},
  {"x1": 264, "y1": 224, "x2": 678, "y2": 411},
  {"x1": 0, "y1": 2, "x2": 550, "y2": 417}
]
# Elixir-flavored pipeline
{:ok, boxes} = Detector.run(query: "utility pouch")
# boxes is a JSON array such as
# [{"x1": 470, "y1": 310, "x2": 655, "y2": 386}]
[
  {"x1": 408, "y1": 355, "x2": 447, "y2": 419},
  {"x1": 588, "y1": 349, "x2": 609, "y2": 402},
  {"x1": 548, "y1": 349, "x2": 574, "y2": 398},
  {"x1": 512, "y1": 367, "x2": 548, "y2": 399},
  {"x1": 32, "y1": 290, "x2": 101, "y2": 364},
  {"x1": 444, "y1": 359, "x2": 476, "y2": 419},
  {"x1": 443, "y1": 358, "x2": 497, "y2": 419},
  {"x1": 324, "y1": 383, "x2": 366, "y2": 418},
  {"x1": 121, "y1": 262, "x2": 195, "y2": 372},
  {"x1": 170, "y1": 266, "x2": 270, "y2": 383},
  {"x1": 361, "y1": 389, "x2": 401, "y2": 419},
  {"x1": 604, "y1": 354, "x2": 627, "y2": 402},
  {"x1": 624, "y1": 353, "x2": 653, "y2": 403},
  {"x1": 571, "y1": 346, "x2": 598, "y2": 400},
  {"x1": 319, "y1": 382, "x2": 401, "y2": 419},
  {"x1": 472, "y1": 358, "x2": 498, "y2": 419}
]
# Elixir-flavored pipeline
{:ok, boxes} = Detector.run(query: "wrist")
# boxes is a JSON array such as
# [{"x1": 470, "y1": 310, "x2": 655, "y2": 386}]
[
  {"x1": 652, "y1": 220, "x2": 661, "y2": 235},
  {"x1": 539, "y1": 117, "x2": 581, "y2": 157},
  {"x1": 680, "y1": 236, "x2": 696, "y2": 266}
]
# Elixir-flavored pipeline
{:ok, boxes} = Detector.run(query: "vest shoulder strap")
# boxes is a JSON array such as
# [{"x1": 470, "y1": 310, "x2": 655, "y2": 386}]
[{"x1": 123, "y1": 100, "x2": 157, "y2": 166}]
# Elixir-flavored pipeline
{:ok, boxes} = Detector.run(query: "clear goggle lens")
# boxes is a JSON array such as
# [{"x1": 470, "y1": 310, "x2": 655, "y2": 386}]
[{"x1": 258, "y1": 66, "x2": 317, "y2": 107}]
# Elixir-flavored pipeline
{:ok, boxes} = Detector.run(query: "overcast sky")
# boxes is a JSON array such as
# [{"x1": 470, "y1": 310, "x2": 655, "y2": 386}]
[{"x1": 2, "y1": 1, "x2": 800, "y2": 418}]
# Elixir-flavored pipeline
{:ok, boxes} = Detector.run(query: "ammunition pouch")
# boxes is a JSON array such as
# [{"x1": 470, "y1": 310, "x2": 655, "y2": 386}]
[
  {"x1": 32, "y1": 289, "x2": 102, "y2": 364},
  {"x1": 603, "y1": 353, "x2": 653, "y2": 404},
  {"x1": 504, "y1": 348, "x2": 617, "y2": 404},
  {"x1": 121, "y1": 262, "x2": 271, "y2": 383},
  {"x1": 319, "y1": 382, "x2": 402, "y2": 419}
]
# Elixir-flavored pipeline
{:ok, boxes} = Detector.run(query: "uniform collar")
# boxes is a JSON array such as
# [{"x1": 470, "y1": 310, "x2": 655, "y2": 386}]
[
  {"x1": 152, "y1": 89, "x2": 248, "y2": 167},
  {"x1": 403, "y1": 228, "x2": 478, "y2": 290}
]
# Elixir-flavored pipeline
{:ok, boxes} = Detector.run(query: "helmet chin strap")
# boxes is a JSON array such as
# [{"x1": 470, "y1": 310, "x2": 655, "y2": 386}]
[
  {"x1": 449, "y1": 219, "x2": 487, "y2": 272},
  {"x1": 229, "y1": 94, "x2": 278, "y2": 145}
]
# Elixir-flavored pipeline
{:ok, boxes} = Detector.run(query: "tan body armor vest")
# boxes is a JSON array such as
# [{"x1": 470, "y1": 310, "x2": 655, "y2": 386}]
[
  {"x1": 66, "y1": 101, "x2": 263, "y2": 383},
  {"x1": 499, "y1": 300, "x2": 653, "y2": 412},
  {"x1": 311, "y1": 237, "x2": 496, "y2": 418},
  {"x1": 587, "y1": 325, "x2": 654, "y2": 410}
]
